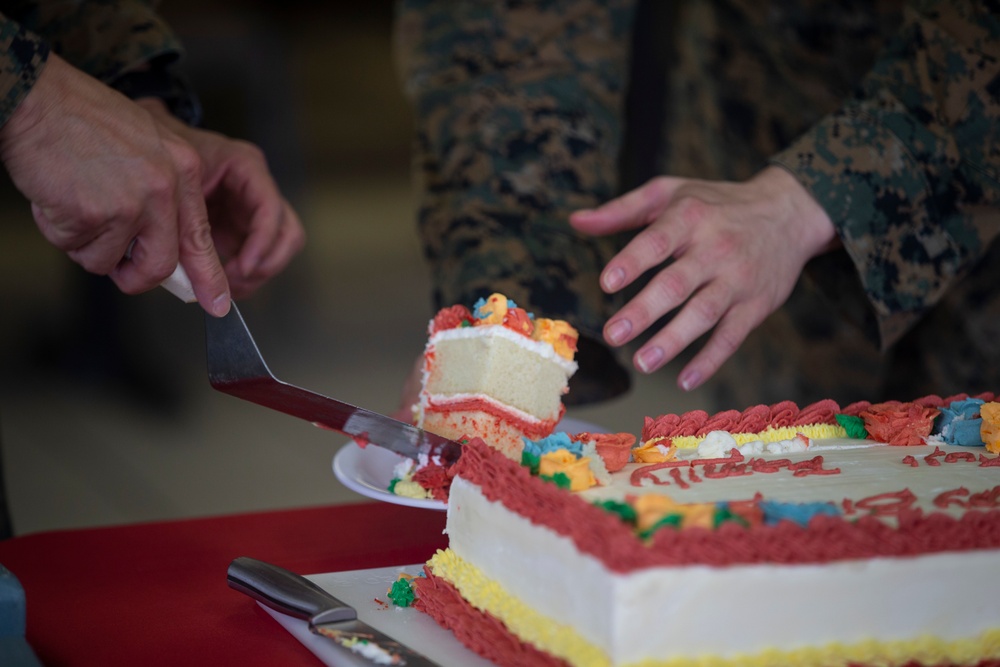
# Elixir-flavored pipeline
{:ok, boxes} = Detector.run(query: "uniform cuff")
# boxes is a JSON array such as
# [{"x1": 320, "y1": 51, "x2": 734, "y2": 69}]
[
  {"x1": 770, "y1": 102, "x2": 968, "y2": 350},
  {"x1": 0, "y1": 19, "x2": 49, "y2": 129}
]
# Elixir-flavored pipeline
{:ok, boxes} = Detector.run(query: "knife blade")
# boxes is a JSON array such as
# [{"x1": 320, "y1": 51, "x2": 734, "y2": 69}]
[
  {"x1": 227, "y1": 557, "x2": 438, "y2": 666},
  {"x1": 162, "y1": 264, "x2": 462, "y2": 465},
  {"x1": 204, "y1": 304, "x2": 462, "y2": 465}
]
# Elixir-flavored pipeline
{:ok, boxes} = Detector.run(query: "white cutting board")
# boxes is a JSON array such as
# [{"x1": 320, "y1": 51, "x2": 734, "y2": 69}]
[{"x1": 262, "y1": 564, "x2": 495, "y2": 667}]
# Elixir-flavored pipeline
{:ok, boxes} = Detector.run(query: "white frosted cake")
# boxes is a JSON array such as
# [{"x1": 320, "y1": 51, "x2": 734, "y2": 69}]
[{"x1": 391, "y1": 394, "x2": 1000, "y2": 667}]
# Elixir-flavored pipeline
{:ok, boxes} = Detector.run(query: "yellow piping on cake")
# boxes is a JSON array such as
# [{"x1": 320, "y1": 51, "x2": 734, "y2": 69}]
[
  {"x1": 427, "y1": 549, "x2": 611, "y2": 667},
  {"x1": 427, "y1": 550, "x2": 1000, "y2": 667},
  {"x1": 659, "y1": 423, "x2": 848, "y2": 450}
]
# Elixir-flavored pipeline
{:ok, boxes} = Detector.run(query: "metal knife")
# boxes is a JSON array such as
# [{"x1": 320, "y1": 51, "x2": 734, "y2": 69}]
[
  {"x1": 163, "y1": 266, "x2": 462, "y2": 465},
  {"x1": 227, "y1": 557, "x2": 438, "y2": 666}
]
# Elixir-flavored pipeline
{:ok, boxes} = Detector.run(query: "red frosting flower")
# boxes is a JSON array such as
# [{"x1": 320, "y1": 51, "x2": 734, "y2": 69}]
[
  {"x1": 502, "y1": 307, "x2": 534, "y2": 336},
  {"x1": 430, "y1": 305, "x2": 474, "y2": 334},
  {"x1": 734, "y1": 404, "x2": 770, "y2": 434},
  {"x1": 676, "y1": 410, "x2": 709, "y2": 436},
  {"x1": 412, "y1": 462, "x2": 455, "y2": 501},
  {"x1": 695, "y1": 409, "x2": 741, "y2": 436},
  {"x1": 642, "y1": 414, "x2": 680, "y2": 441},
  {"x1": 794, "y1": 398, "x2": 841, "y2": 426},
  {"x1": 861, "y1": 403, "x2": 940, "y2": 446},
  {"x1": 842, "y1": 400, "x2": 872, "y2": 417},
  {"x1": 769, "y1": 400, "x2": 798, "y2": 427},
  {"x1": 571, "y1": 432, "x2": 637, "y2": 472}
]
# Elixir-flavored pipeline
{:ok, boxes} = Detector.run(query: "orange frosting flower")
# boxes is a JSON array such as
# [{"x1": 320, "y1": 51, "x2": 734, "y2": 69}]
[
  {"x1": 538, "y1": 449, "x2": 596, "y2": 491},
  {"x1": 982, "y1": 402, "x2": 1000, "y2": 454},
  {"x1": 476, "y1": 293, "x2": 510, "y2": 326},
  {"x1": 632, "y1": 493, "x2": 681, "y2": 533},
  {"x1": 676, "y1": 503, "x2": 717, "y2": 530},
  {"x1": 631, "y1": 493, "x2": 715, "y2": 531},
  {"x1": 532, "y1": 318, "x2": 579, "y2": 361},
  {"x1": 632, "y1": 439, "x2": 677, "y2": 463}
]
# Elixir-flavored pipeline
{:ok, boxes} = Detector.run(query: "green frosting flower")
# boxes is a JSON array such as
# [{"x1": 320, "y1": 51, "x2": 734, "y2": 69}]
[
  {"x1": 594, "y1": 499, "x2": 637, "y2": 525},
  {"x1": 388, "y1": 577, "x2": 416, "y2": 608},
  {"x1": 540, "y1": 472, "x2": 572, "y2": 489},
  {"x1": 836, "y1": 414, "x2": 869, "y2": 439}
]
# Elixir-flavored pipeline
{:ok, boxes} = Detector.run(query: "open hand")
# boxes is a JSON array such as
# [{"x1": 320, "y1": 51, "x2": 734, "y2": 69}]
[{"x1": 569, "y1": 166, "x2": 836, "y2": 391}]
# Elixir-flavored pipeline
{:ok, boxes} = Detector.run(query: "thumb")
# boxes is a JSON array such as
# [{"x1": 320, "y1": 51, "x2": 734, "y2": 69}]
[
  {"x1": 175, "y1": 175, "x2": 230, "y2": 316},
  {"x1": 179, "y1": 217, "x2": 230, "y2": 317},
  {"x1": 166, "y1": 135, "x2": 231, "y2": 316}
]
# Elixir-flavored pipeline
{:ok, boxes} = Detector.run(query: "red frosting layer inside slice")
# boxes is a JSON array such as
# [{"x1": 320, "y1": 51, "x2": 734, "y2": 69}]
[
  {"x1": 453, "y1": 439, "x2": 1000, "y2": 572},
  {"x1": 425, "y1": 397, "x2": 562, "y2": 439}
]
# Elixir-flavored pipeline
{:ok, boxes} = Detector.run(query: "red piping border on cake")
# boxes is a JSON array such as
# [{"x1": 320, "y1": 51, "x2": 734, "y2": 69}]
[
  {"x1": 453, "y1": 439, "x2": 1000, "y2": 572},
  {"x1": 413, "y1": 564, "x2": 1000, "y2": 667},
  {"x1": 412, "y1": 566, "x2": 569, "y2": 667},
  {"x1": 640, "y1": 393, "x2": 996, "y2": 442}
]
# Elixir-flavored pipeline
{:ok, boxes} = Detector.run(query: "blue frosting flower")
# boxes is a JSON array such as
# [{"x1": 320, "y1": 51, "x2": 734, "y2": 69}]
[
  {"x1": 760, "y1": 500, "x2": 840, "y2": 527},
  {"x1": 937, "y1": 398, "x2": 985, "y2": 447},
  {"x1": 523, "y1": 432, "x2": 583, "y2": 459}
]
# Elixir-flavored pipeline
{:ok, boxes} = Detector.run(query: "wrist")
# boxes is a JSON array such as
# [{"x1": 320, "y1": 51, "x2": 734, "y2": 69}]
[
  {"x1": 757, "y1": 165, "x2": 840, "y2": 257},
  {"x1": 135, "y1": 96, "x2": 172, "y2": 119},
  {"x1": 111, "y1": 64, "x2": 202, "y2": 127},
  {"x1": 0, "y1": 52, "x2": 66, "y2": 147}
]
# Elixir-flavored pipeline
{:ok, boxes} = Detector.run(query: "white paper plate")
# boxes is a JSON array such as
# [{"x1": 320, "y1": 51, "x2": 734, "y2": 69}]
[{"x1": 332, "y1": 416, "x2": 606, "y2": 510}]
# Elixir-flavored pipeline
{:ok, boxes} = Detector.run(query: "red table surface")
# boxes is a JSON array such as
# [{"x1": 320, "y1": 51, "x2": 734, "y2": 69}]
[{"x1": 0, "y1": 502, "x2": 448, "y2": 666}]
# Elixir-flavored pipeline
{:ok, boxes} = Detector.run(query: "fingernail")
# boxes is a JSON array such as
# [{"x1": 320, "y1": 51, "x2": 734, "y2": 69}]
[
  {"x1": 212, "y1": 293, "x2": 231, "y2": 317},
  {"x1": 606, "y1": 319, "x2": 632, "y2": 345},
  {"x1": 603, "y1": 267, "x2": 625, "y2": 291},
  {"x1": 637, "y1": 346, "x2": 665, "y2": 373},
  {"x1": 679, "y1": 369, "x2": 702, "y2": 391}
]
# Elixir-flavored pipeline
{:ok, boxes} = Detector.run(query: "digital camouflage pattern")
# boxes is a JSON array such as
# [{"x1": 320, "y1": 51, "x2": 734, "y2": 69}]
[
  {"x1": 394, "y1": 0, "x2": 637, "y2": 402},
  {"x1": 0, "y1": 9, "x2": 47, "y2": 126},
  {"x1": 732, "y1": 0, "x2": 1000, "y2": 408},
  {"x1": 0, "y1": 1, "x2": 181, "y2": 127},
  {"x1": 395, "y1": 0, "x2": 1000, "y2": 409}
]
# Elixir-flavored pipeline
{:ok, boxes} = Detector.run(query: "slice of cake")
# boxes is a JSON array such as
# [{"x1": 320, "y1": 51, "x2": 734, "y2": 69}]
[
  {"x1": 415, "y1": 293, "x2": 579, "y2": 460},
  {"x1": 391, "y1": 394, "x2": 1000, "y2": 667}
]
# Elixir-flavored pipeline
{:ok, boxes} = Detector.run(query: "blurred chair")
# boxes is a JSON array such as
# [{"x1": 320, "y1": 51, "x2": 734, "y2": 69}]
[
  {"x1": 0, "y1": 564, "x2": 42, "y2": 666},
  {"x1": 0, "y1": 415, "x2": 10, "y2": 540}
]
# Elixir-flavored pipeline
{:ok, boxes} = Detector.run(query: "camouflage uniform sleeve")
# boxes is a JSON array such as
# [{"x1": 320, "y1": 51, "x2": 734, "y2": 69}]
[
  {"x1": 771, "y1": 0, "x2": 1000, "y2": 351},
  {"x1": 0, "y1": 12, "x2": 48, "y2": 127},
  {"x1": 0, "y1": 1, "x2": 184, "y2": 128},
  {"x1": 394, "y1": 0, "x2": 638, "y2": 403},
  {"x1": 14, "y1": 0, "x2": 182, "y2": 83}
]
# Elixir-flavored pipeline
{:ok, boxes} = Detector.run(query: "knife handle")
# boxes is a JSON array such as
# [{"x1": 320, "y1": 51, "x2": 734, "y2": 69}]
[
  {"x1": 161, "y1": 264, "x2": 196, "y2": 303},
  {"x1": 227, "y1": 557, "x2": 357, "y2": 625}
]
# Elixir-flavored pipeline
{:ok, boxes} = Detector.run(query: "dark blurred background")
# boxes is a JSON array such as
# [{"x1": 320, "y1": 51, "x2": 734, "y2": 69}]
[{"x1": 0, "y1": 2, "x2": 703, "y2": 535}]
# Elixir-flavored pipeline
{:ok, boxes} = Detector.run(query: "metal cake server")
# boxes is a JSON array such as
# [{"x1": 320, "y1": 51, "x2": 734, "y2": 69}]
[
  {"x1": 228, "y1": 557, "x2": 438, "y2": 666},
  {"x1": 163, "y1": 267, "x2": 462, "y2": 464}
]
